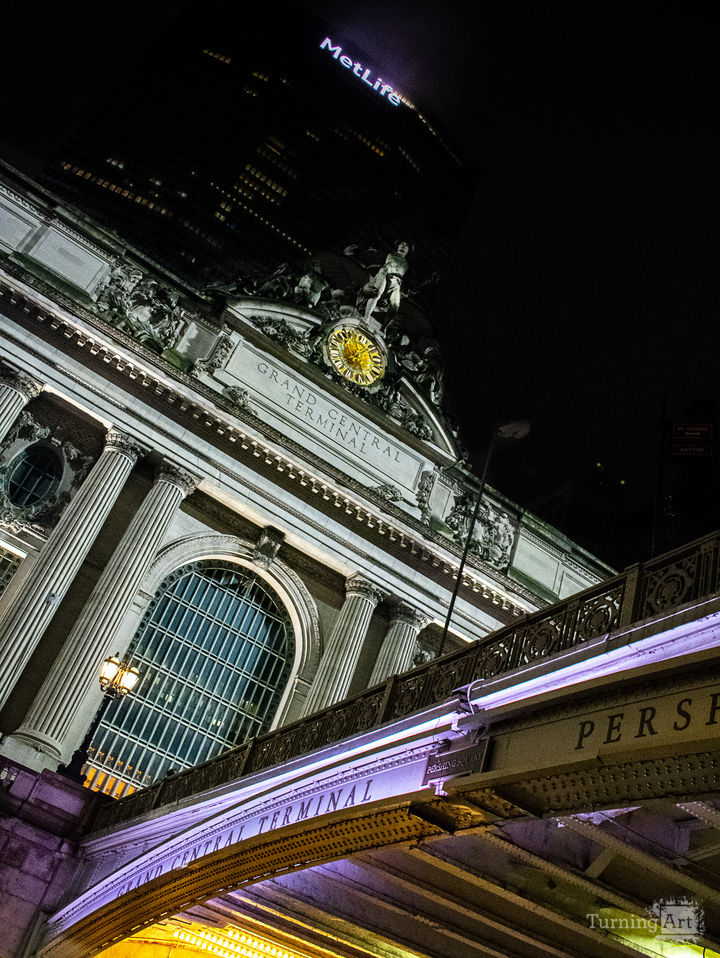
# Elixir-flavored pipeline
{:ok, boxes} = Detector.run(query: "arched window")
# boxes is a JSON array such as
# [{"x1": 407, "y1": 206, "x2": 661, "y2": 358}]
[
  {"x1": 86, "y1": 560, "x2": 293, "y2": 797},
  {"x1": 4, "y1": 444, "x2": 62, "y2": 507}
]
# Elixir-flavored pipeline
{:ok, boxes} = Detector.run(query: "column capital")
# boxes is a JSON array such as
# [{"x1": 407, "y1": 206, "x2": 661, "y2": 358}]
[
  {"x1": 390, "y1": 602, "x2": 431, "y2": 632},
  {"x1": 157, "y1": 462, "x2": 198, "y2": 498},
  {"x1": 104, "y1": 430, "x2": 144, "y2": 464},
  {"x1": 345, "y1": 574, "x2": 387, "y2": 605},
  {"x1": 0, "y1": 370, "x2": 43, "y2": 401}
]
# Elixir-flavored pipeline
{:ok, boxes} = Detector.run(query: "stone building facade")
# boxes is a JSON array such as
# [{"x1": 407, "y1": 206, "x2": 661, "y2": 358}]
[{"x1": 0, "y1": 166, "x2": 612, "y2": 798}]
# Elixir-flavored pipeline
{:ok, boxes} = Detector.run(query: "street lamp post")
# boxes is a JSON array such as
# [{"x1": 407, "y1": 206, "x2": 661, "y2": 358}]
[
  {"x1": 437, "y1": 421, "x2": 530, "y2": 659},
  {"x1": 58, "y1": 654, "x2": 140, "y2": 782}
]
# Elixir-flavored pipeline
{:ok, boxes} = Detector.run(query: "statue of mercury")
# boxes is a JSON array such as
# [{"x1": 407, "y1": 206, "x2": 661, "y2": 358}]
[{"x1": 361, "y1": 241, "x2": 410, "y2": 319}]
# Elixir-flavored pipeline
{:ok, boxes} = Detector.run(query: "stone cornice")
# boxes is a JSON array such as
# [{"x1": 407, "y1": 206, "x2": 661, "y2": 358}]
[{"x1": 0, "y1": 272, "x2": 536, "y2": 619}]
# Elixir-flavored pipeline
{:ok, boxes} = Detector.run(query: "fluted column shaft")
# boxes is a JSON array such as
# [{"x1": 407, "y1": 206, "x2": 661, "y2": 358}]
[
  {"x1": 304, "y1": 575, "x2": 386, "y2": 714},
  {"x1": 0, "y1": 431, "x2": 141, "y2": 710},
  {"x1": 0, "y1": 372, "x2": 43, "y2": 443},
  {"x1": 369, "y1": 603, "x2": 430, "y2": 685},
  {"x1": 7, "y1": 464, "x2": 197, "y2": 763}
]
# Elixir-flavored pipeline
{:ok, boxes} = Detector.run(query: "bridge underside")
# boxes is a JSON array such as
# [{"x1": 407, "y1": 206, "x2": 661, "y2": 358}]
[
  {"x1": 42, "y1": 585, "x2": 720, "y2": 958},
  {"x1": 96, "y1": 766, "x2": 720, "y2": 958}
]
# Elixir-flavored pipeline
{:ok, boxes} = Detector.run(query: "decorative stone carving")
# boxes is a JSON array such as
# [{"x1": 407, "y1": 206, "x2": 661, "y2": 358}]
[
  {"x1": 358, "y1": 241, "x2": 410, "y2": 321},
  {"x1": 391, "y1": 602, "x2": 431, "y2": 631},
  {"x1": 193, "y1": 329, "x2": 234, "y2": 376},
  {"x1": 222, "y1": 385, "x2": 252, "y2": 413},
  {"x1": 470, "y1": 506, "x2": 516, "y2": 571},
  {"x1": 397, "y1": 405, "x2": 432, "y2": 441},
  {"x1": 0, "y1": 371, "x2": 43, "y2": 403},
  {"x1": 157, "y1": 463, "x2": 198, "y2": 498},
  {"x1": 94, "y1": 263, "x2": 195, "y2": 352},
  {"x1": 374, "y1": 383, "x2": 432, "y2": 440},
  {"x1": 251, "y1": 526, "x2": 285, "y2": 569},
  {"x1": 446, "y1": 492, "x2": 473, "y2": 540},
  {"x1": 104, "y1": 430, "x2": 144, "y2": 464},
  {"x1": 373, "y1": 483, "x2": 402, "y2": 503},
  {"x1": 0, "y1": 412, "x2": 95, "y2": 534},
  {"x1": 416, "y1": 471, "x2": 434, "y2": 522},
  {"x1": 413, "y1": 630, "x2": 440, "y2": 667},
  {"x1": 1, "y1": 410, "x2": 50, "y2": 448},
  {"x1": 443, "y1": 491, "x2": 517, "y2": 572},
  {"x1": 345, "y1": 573, "x2": 387, "y2": 605},
  {"x1": 294, "y1": 261, "x2": 330, "y2": 308},
  {"x1": 0, "y1": 372, "x2": 44, "y2": 446},
  {"x1": 396, "y1": 343, "x2": 444, "y2": 404},
  {"x1": 248, "y1": 314, "x2": 310, "y2": 355}
]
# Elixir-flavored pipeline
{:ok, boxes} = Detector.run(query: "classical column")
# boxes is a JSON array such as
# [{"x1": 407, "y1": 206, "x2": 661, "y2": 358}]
[
  {"x1": 4, "y1": 463, "x2": 197, "y2": 766},
  {"x1": 0, "y1": 371, "x2": 43, "y2": 442},
  {"x1": 368, "y1": 602, "x2": 430, "y2": 686},
  {"x1": 0, "y1": 431, "x2": 141, "y2": 711},
  {"x1": 304, "y1": 574, "x2": 386, "y2": 715}
]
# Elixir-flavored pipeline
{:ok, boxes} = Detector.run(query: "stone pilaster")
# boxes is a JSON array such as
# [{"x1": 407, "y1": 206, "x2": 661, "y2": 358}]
[
  {"x1": 303, "y1": 574, "x2": 386, "y2": 715},
  {"x1": 3, "y1": 463, "x2": 197, "y2": 767},
  {"x1": 0, "y1": 431, "x2": 141, "y2": 712},
  {"x1": 368, "y1": 602, "x2": 430, "y2": 686},
  {"x1": 0, "y1": 371, "x2": 43, "y2": 443}
]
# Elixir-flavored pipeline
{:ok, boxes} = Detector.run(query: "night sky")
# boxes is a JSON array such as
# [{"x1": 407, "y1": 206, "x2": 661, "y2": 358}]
[{"x1": 3, "y1": 4, "x2": 718, "y2": 567}]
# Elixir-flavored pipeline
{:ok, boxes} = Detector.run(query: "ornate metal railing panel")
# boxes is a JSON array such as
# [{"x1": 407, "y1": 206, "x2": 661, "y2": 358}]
[{"x1": 93, "y1": 531, "x2": 720, "y2": 830}]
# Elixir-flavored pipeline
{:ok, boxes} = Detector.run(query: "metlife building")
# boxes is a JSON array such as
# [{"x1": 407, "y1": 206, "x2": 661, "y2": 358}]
[{"x1": 39, "y1": 1, "x2": 472, "y2": 296}]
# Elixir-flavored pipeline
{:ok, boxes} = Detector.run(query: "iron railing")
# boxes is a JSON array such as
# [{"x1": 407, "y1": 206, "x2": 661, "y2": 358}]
[{"x1": 93, "y1": 531, "x2": 720, "y2": 830}]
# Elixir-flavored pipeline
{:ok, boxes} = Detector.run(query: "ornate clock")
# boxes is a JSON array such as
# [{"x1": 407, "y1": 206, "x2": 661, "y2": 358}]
[{"x1": 326, "y1": 326, "x2": 386, "y2": 386}]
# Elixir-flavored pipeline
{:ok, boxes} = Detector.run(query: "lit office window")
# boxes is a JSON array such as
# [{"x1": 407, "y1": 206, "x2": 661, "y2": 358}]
[
  {"x1": 85, "y1": 560, "x2": 293, "y2": 797},
  {"x1": 4, "y1": 445, "x2": 62, "y2": 507}
]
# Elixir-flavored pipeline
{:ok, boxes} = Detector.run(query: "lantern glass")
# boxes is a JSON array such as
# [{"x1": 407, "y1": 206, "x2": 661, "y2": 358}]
[
  {"x1": 119, "y1": 665, "x2": 140, "y2": 695},
  {"x1": 99, "y1": 655, "x2": 121, "y2": 687}
]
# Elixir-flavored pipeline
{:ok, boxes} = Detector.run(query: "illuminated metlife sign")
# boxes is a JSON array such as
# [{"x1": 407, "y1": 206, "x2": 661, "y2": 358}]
[{"x1": 319, "y1": 37, "x2": 403, "y2": 106}]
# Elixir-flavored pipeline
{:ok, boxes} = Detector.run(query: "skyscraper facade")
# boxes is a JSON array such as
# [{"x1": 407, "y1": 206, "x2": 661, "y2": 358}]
[{"x1": 39, "y1": 2, "x2": 470, "y2": 295}]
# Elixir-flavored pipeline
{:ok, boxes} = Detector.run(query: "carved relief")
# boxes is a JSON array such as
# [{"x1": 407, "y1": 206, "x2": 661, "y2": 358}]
[
  {"x1": 372, "y1": 483, "x2": 402, "y2": 503},
  {"x1": 390, "y1": 602, "x2": 430, "y2": 632},
  {"x1": 193, "y1": 329, "x2": 235, "y2": 375},
  {"x1": 105, "y1": 430, "x2": 144, "y2": 464},
  {"x1": 0, "y1": 370, "x2": 43, "y2": 402},
  {"x1": 248, "y1": 314, "x2": 311, "y2": 357},
  {"x1": 222, "y1": 385, "x2": 252, "y2": 413},
  {"x1": 94, "y1": 263, "x2": 198, "y2": 353},
  {"x1": 345, "y1": 574, "x2": 387, "y2": 605},
  {"x1": 251, "y1": 527, "x2": 285, "y2": 569},
  {"x1": 445, "y1": 492, "x2": 517, "y2": 571},
  {"x1": 416, "y1": 471, "x2": 435, "y2": 523},
  {"x1": 157, "y1": 463, "x2": 198, "y2": 498}
]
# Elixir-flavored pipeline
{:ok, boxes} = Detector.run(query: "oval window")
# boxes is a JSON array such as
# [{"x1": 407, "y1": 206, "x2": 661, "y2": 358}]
[{"x1": 5, "y1": 445, "x2": 62, "y2": 507}]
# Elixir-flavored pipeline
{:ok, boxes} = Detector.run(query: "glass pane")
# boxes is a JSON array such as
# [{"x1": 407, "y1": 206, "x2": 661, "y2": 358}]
[
  {"x1": 5, "y1": 446, "x2": 62, "y2": 507},
  {"x1": 85, "y1": 560, "x2": 293, "y2": 795}
]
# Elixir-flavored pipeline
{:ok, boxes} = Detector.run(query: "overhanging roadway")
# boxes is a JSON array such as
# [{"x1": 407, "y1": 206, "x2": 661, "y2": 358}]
[{"x1": 41, "y1": 533, "x2": 720, "y2": 957}]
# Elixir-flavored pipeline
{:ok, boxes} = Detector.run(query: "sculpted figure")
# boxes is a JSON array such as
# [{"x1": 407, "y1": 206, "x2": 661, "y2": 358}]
[
  {"x1": 360, "y1": 241, "x2": 409, "y2": 319},
  {"x1": 294, "y1": 261, "x2": 329, "y2": 308},
  {"x1": 96, "y1": 264, "x2": 143, "y2": 315}
]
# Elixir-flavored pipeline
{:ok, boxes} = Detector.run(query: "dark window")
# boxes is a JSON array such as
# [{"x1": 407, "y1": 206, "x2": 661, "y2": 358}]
[{"x1": 5, "y1": 446, "x2": 62, "y2": 507}]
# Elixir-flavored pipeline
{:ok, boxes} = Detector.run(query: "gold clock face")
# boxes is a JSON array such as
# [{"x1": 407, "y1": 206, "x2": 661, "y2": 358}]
[{"x1": 327, "y1": 327, "x2": 385, "y2": 386}]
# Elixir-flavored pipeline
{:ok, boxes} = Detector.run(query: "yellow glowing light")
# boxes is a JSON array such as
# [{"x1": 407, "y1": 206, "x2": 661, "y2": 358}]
[{"x1": 327, "y1": 327, "x2": 385, "y2": 386}]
